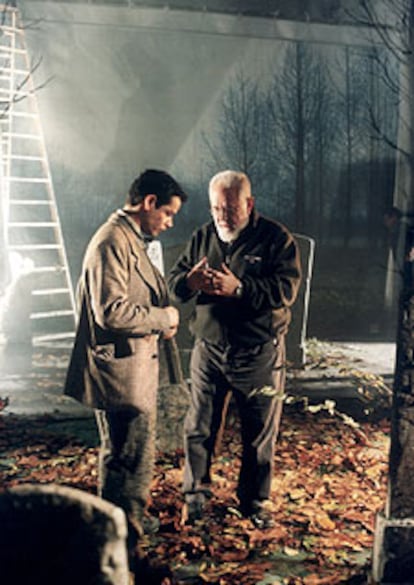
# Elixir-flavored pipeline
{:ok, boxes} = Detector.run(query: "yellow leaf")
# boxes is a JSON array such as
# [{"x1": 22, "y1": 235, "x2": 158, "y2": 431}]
[
  {"x1": 313, "y1": 512, "x2": 336, "y2": 531},
  {"x1": 283, "y1": 546, "x2": 300, "y2": 557},
  {"x1": 289, "y1": 488, "x2": 307, "y2": 501}
]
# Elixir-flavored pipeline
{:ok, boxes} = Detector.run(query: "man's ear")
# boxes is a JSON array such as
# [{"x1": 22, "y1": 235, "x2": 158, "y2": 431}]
[
  {"x1": 143, "y1": 194, "x2": 158, "y2": 210},
  {"x1": 247, "y1": 196, "x2": 255, "y2": 213}
]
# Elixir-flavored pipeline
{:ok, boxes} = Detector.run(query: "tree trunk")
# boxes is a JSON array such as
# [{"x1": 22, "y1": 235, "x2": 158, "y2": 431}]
[
  {"x1": 388, "y1": 0, "x2": 414, "y2": 518},
  {"x1": 344, "y1": 47, "x2": 352, "y2": 248},
  {"x1": 295, "y1": 43, "x2": 306, "y2": 232},
  {"x1": 373, "y1": 3, "x2": 414, "y2": 581}
]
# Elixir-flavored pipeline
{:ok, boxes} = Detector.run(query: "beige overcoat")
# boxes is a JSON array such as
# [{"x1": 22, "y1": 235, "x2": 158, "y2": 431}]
[{"x1": 64, "y1": 210, "x2": 173, "y2": 413}]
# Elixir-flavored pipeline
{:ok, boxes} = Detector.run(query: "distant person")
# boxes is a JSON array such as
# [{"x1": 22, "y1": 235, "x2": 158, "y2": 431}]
[
  {"x1": 64, "y1": 169, "x2": 187, "y2": 579},
  {"x1": 168, "y1": 170, "x2": 301, "y2": 529},
  {"x1": 383, "y1": 206, "x2": 403, "y2": 264},
  {"x1": 382, "y1": 206, "x2": 414, "y2": 337}
]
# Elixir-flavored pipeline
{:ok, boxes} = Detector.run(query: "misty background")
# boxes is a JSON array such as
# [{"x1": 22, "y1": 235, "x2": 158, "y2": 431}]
[{"x1": 15, "y1": 0, "x2": 400, "y2": 343}]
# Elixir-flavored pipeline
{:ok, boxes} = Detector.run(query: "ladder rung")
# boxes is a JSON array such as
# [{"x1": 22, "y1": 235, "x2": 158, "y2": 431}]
[
  {"x1": 0, "y1": 47, "x2": 25, "y2": 56},
  {"x1": 0, "y1": 73, "x2": 30, "y2": 84},
  {"x1": 8, "y1": 222, "x2": 58, "y2": 227},
  {"x1": 33, "y1": 332, "x2": 76, "y2": 342},
  {"x1": 10, "y1": 112, "x2": 38, "y2": 119},
  {"x1": 9, "y1": 155, "x2": 45, "y2": 161},
  {"x1": 0, "y1": 68, "x2": 30, "y2": 76},
  {"x1": 2, "y1": 132, "x2": 40, "y2": 140},
  {"x1": 1, "y1": 26, "x2": 24, "y2": 37},
  {"x1": 8, "y1": 244, "x2": 62, "y2": 250},
  {"x1": 32, "y1": 288, "x2": 71, "y2": 296},
  {"x1": 31, "y1": 309, "x2": 75, "y2": 319},
  {"x1": 8, "y1": 177, "x2": 49, "y2": 183},
  {"x1": 0, "y1": 89, "x2": 34, "y2": 100},
  {"x1": 31, "y1": 266, "x2": 68, "y2": 273},
  {"x1": 0, "y1": 77, "x2": 31, "y2": 88},
  {"x1": 10, "y1": 200, "x2": 51, "y2": 205}
]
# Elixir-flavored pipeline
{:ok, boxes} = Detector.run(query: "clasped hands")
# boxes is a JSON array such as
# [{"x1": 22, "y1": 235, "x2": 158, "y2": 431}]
[{"x1": 186, "y1": 256, "x2": 241, "y2": 297}]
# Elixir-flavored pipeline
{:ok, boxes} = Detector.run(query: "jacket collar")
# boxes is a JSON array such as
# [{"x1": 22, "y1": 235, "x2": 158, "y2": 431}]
[
  {"x1": 111, "y1": 210, "x2": 166, "y2": 300},
  {"x1": 117, "y1": 209, "x2": 147, "y2": 241}
]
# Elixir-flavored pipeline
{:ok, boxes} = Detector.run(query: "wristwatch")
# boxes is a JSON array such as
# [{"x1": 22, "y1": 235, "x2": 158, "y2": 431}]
[{"x1": 234, "y1": 282, "x2": 244, "y2": 298}]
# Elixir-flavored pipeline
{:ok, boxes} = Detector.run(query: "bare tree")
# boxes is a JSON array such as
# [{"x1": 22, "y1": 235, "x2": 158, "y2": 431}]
[
  {"x1": 366, "y1": 46, "x2": 399, "y2": 246},
  {"x1": 202, "y1": 67, "x2": 264, "y2": 183},
  {"x1": 268, "y1": 42, "x2": 339, "y2": 234},
  {"x1": 305, "y1": 55, "x2": 339, "y2": 242},
  {"x1": 200, "y1": 31, "x2": 396, "y2": 245},
  {"x1": 330, "y1": 45, "x2": 387, "y2": 246}
]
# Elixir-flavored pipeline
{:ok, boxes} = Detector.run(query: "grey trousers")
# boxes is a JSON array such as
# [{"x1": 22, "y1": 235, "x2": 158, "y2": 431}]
[
  {"x1": 183, "y1": 337, "x2": 285, "y2": 510},
  {"x1": 95, "y1": 407, "x2": 156, "y2": 535}
]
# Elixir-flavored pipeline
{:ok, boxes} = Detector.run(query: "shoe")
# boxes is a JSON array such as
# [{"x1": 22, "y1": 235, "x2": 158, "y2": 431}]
[
  {"x1": 240, "y1": 501, "x2": 275, "y2": 530},
  {"x1": 249, "y1": 507, "x2": 275, "y2": 530},
  {"x1": 127, "y1": 513, "x2": 160, "y2": 541}
]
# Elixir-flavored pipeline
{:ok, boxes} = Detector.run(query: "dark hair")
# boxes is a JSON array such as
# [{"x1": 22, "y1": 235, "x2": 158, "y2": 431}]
[{"x1": 128, "y1": 169, "x2": 188, "y2": 208}]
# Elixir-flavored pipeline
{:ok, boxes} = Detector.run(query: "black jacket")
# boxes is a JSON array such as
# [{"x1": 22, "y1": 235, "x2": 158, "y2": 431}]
[{"x1": 167, "y1": 210, "x2": 302, "y2": 347}]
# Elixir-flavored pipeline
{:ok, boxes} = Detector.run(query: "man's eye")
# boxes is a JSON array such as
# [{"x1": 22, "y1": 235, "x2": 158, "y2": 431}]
[{"x1": 212, "y1": 207, "x2": 237, "y2": 213}]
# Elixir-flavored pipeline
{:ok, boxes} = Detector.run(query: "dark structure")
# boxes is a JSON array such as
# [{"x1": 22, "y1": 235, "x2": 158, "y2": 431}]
[
  {"x1": 39, "y1": 0, "x2": 361, "y2": 25},
  {"x1": 0, "y1": 484, "x2": 129, "y2": 585}
]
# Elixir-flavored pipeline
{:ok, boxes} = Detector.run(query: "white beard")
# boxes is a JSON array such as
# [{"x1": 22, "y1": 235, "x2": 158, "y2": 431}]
[
  {"x1": 215, "y1": 218, "x2": 249, "y2": 243},
  {"x1": 215, "y1": 226, "x2": 241, "y2": 243}
]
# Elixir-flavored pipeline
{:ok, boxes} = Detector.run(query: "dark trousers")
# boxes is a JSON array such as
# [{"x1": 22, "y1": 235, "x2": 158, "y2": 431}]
[
  {"x1": 183, "y1": 337, "x2": 285, "y2": 510},
  {"x1": 95, "y1": 407, "x2": 156, "y2": 538}
]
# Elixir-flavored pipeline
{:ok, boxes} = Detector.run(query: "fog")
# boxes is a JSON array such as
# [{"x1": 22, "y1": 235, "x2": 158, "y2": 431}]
[{"x1": 0, "y1": 1, "x2": 400, "y2": 417}]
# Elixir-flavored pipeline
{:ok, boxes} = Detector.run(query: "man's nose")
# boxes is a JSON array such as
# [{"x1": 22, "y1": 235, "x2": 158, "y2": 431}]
[{"x1": 216, "y1": 207, "x2": 230, "y2": 218}]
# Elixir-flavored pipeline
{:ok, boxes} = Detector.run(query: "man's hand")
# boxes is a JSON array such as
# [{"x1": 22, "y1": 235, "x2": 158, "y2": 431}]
[
  {"x1": 210, "y1": 263, "x2": 241, "y2": 297},
  {"x1": 163, "y1": 325, "x2": 178, "y2": 340},
  {"x1": 186, "y1": 256, "x2": 215, "y2": 294},
  {"x1": 162, "y1": 306, "x2": 179, "y2": 339}
]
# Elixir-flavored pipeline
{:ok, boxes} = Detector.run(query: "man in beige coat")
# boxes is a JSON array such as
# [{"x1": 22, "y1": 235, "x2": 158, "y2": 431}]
[{"x1": 64, "y1": 169, "x2": 187, "y2": 572}]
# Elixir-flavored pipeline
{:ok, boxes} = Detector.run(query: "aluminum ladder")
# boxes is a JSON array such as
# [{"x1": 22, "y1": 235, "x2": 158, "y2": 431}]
[{"x1": 0, "y1": 5, "x2": 76, "y2": 347}]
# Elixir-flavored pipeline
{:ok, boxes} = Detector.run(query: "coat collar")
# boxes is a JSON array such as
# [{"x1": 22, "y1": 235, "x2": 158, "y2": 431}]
[
  {"x1": 117, "y1": 209, "x2": 147, "y2": 241},
  {"x1": 111, "y1": 210, "x2": 167, "y2": 302}
]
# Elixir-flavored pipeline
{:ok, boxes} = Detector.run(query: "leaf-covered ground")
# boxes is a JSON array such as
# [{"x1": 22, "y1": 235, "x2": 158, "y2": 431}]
[{"x1": 0, "y1": 404, "x2": 389, "y2": 585}]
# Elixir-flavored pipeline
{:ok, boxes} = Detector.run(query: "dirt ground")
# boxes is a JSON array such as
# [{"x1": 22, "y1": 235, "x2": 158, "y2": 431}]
[{"x1": 0, "y1": 338, "x2": 394, "y2": 584}]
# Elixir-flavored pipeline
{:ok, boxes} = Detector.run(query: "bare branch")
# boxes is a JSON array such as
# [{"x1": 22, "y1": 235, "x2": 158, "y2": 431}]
[
  {"x1": 368, "y1": 104, "x2": 411, "y2": 158},
  {"x1": 0, "y1": 55, "x2": 53, "y2": 119},
  {"x1": 346, "y1": 0, "x2": 411, "y2": 62}
]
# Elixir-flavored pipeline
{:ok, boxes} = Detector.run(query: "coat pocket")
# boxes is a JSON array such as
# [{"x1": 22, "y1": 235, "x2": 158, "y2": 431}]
[
  {"x1": 90, "y1": 338, "x2": 159, "y2": 412},
  {"x1": 92, "y1": 344, "x2": 115, "y2": 361}
]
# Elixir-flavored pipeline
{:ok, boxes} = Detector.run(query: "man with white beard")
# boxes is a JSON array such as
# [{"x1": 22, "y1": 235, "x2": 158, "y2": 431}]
[{"x1": 168, "y1": 170, "x2": 301, "y2": 529}]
